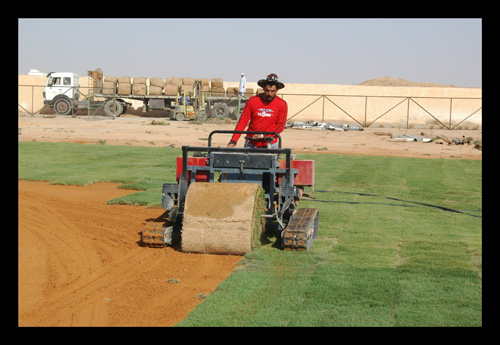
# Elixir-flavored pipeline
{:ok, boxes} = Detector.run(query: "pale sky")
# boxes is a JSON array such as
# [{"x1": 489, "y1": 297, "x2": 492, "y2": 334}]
[{"x1": 18, "y1": 18, "x2": 482, "y2": 87}]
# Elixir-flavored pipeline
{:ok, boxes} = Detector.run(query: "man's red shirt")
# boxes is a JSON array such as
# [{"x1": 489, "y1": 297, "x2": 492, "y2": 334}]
[{"x1": 230, "y1": 94, "x2": 288, "y2": 147}]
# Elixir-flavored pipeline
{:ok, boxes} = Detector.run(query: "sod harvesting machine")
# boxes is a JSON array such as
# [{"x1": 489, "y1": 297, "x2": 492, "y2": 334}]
[{"x1": 141, "y1": 130, "x2": 319, "y2": 254}]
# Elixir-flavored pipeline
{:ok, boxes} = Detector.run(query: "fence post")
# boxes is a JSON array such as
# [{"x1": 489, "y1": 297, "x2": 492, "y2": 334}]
[
  {"x1": 449, "y1": 98, "x2": 453, "y2": 129},
  {"x1": 406, "y1": 98, "x2": 410, "y2": 129},
  {"x1": 31, "y1": 85, "x2": 34, "y2": 115},
  {"x1": 322, "y1": 95, "x2": 324, "y2": 122},
  {"x1": 364, "y1": 96, "x2": 367, "y2": 127}
]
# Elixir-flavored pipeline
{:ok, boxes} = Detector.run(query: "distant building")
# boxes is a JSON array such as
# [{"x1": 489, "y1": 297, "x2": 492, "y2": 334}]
[{"x1": 28, "y1": 69, "x2": 47, "y2": 76}]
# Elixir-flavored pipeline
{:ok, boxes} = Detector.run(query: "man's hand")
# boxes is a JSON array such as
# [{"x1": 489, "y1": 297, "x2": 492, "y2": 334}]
[
  {"x1": 251, "y1": 134, "x2": 264, "y2": 140},
  {"x1": 227, "y1": 140, "x2": 237, "y2": 148}
]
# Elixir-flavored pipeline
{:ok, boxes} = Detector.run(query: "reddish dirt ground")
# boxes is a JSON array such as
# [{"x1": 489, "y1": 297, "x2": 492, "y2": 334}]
[
  {"x1": 18, "y1": 180, "x2": 241, "y2": 327},
  {"x1": 18, "y1": 113, "x2": 481, "y2": 327}
]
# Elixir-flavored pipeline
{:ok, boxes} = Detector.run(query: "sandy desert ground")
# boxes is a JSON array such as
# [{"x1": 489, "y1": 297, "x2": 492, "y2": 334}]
[{"x1": 18, "y1": 114, "x2": 481, "y2": 159}]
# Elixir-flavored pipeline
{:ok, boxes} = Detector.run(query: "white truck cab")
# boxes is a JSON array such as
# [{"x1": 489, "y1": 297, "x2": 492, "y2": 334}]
[{"x1": 43, "y1": 72, "x2": 80, "y2": 114}]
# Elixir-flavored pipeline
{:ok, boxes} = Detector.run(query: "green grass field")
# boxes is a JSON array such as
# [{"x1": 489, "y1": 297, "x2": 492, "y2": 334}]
[{"x1": 18, "y1": 141, "x2": 482, "y2": 326}]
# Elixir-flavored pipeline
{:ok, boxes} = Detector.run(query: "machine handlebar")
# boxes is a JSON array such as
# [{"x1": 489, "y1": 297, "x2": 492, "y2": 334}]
[{"x1": 207, "y1": 130, "x2": 282, "y2": 148}]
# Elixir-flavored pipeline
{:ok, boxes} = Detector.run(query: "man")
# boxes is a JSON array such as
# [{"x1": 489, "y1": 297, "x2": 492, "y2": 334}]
[
  {"x1": 239, "y1": 72, "x2": 246, "y2": 96},
  {"x1": 227, "y1": 73, "x2": 287, "y2": 148}
]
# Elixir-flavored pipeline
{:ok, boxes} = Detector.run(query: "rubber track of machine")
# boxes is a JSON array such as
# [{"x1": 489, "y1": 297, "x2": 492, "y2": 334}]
[
  {"x1": 282, "y1": 208, "x2": 319, "y2": 250},
  {"x1": 141, "y1": 223, "x2": 166, "y2": 247}
]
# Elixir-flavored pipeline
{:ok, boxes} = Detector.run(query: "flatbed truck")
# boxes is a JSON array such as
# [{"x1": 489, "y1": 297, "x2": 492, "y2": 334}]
[{"x1": 43, "y1": 71, "x2": 248, "y2": 120}]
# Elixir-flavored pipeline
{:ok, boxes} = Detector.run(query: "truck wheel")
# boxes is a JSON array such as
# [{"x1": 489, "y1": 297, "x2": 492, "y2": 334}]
[
  {"x1": 104, "y1": 99, "x2": 123, "y2": 117},
  {"x1": 54, "y1": 97, "x2": 72, "y2": 115},
  {"x1": 197, "y1": 111, "x2": 207, "y2": 121},
  {"x1": 212, "y1": 103, "x2": 229, "y2": 119},
  {"x1": 175, "y1": 112, "x2": 185, "y2": 121},
  {"x1": 233, "y1": 105, "x2": 244, "y2": 118}
]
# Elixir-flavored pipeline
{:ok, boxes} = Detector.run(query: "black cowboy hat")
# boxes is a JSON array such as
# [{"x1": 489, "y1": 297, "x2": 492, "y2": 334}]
[{"x1": 257, "y1": 73, "x2": 285, "y2": 90}]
